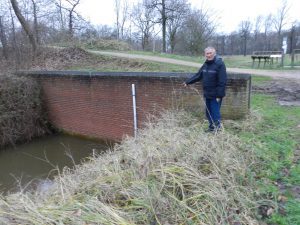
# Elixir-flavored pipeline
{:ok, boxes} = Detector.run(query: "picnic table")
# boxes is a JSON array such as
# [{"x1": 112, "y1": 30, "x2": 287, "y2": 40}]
[{"x1": 251, "y1": 51, "x2": 283, "y2": 68}]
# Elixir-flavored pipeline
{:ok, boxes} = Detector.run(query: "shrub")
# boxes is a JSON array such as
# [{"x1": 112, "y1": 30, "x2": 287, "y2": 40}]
[{"x1": 0, "y1": 74, "x2": 49, "y2": 147}]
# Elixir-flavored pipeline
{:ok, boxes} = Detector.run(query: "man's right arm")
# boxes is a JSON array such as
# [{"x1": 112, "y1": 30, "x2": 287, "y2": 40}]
[{"x1": 184, "y1": 68, "x2": 203, "y2": 85}]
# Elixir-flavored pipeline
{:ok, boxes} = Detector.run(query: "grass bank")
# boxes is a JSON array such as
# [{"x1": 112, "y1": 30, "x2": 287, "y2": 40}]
[
  {"x1": 239, "y1": 93, "x2": 300, "y2": 225},
  {"x1": 0, "y1": 110, "x2": 260, "y2": 224},
  {"x1": 33, "y1": 47, "x2": 195, "y2": 73}
]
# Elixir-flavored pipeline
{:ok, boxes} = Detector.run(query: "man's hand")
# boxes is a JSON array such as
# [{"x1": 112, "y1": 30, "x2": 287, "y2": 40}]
[
  {"x1": 216, "y1": 98, "x2": 221, "y2": 102},
  {"x1": 183, "y1": 82, "x2": 187, "y2": 87}
]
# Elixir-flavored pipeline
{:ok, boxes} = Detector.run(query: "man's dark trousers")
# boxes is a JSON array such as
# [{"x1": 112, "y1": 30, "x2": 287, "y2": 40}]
[{"x1": 205, "y1": 98, "x2": 222, "y2": 130}]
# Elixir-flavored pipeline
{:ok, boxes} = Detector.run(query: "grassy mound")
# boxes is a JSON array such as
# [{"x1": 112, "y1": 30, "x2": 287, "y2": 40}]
[
  {"x1": 84, "y1": 39, "x2": 131, "y2": 51},
  {"x1": 0, "y1": 111, "x2": 259, "y2": 224},
  {"x1": 31, "y1": 46, "x2": 195, "y2": 72}
]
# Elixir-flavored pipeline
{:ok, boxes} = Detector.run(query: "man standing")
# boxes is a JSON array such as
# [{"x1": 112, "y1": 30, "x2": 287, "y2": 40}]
[{"x1": 184, "y1": 46, "x2": 227, "y2": 132}]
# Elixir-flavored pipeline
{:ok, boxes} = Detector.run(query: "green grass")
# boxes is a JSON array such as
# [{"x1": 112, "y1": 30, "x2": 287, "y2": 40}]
[
  {"x1": 233, "y1": 92, "x2": 300, "y2": 224},
  {"x1": 251, "y1": 75, "x2": 273, "y2": 86},
  {"x1": 125, "y1": 50, "x2": 204, "y2": 63}
]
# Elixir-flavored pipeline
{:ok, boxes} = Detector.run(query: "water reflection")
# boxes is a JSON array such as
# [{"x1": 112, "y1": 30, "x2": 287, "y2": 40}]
[{"x1": 0, "y1": 134, "x2": 110, "y2": 194}]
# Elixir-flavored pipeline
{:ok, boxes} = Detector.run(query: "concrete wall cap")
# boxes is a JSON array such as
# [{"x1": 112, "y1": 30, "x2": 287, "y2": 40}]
[{"x1": 19, "y1": 70, "x2": 251, "y2": 80}]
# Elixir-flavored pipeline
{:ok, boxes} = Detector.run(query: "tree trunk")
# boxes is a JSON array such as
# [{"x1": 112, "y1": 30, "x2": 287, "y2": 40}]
[
  {"x1": 0, "y1": 16, "x2": 9, "y2": 60},
  {"x1": 161, "y1": 0, "x2": 166, "y2": 52},
  {"x1": 9, "y1": 5, "x2": 21, "y2": 66},
  {"x1": 114, "y1": 0, "x2": 120, "y2": 40},
  {"x1": 58, "y1": 0, "x2": 65, "y2": 30},
  {"x1": 243, "y1": 37, "x2": 247, "y2": 56},
  {"x1": 68, "y1": 10, "x2": 73, "y2": 38},
  {"x1": 31, "y1": 0, "x2": 39, "y2": 44},
  {"x1": 10, "y1": 0, "x2": 37, "y2": 57},
  {"x1": 289, "y1": 26, "x2": 295, "y2": 54},
  {"x1": 169, "y1": 31, "x2": 176, "y2": 53}
]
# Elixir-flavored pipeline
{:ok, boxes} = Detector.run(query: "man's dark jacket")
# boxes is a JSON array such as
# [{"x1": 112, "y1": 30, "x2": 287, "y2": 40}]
[{"x1": 185, "y1": 55, "x2": 227, "y2": 99}]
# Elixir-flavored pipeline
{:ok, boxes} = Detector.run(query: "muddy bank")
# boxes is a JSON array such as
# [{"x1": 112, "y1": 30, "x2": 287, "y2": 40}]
[{"x1": 252, "y1": 78, "x2": 300, "y2": 106}]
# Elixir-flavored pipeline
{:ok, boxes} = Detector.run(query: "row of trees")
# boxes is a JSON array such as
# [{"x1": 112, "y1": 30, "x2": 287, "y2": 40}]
[
  {"x1": 0, "y1": 0, "x2": 299, "y2": 61},
  {"x1": 114, "y1": 0, "x2": 218, "y2": 54},
  {"x1": 0, "y1": 0, "x2": 90, "y2": 61},
  {"x1": 115, "y1": 0, "x2": 300, "y2": 55}
]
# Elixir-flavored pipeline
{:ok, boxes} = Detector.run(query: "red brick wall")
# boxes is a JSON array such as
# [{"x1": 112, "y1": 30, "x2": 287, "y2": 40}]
[{"x1": 29, "y1": 71, "x2": 251, "y2": 141}]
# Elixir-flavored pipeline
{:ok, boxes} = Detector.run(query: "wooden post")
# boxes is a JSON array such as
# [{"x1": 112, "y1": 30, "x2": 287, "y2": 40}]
[
  {"x1": 291, "y1": 49, "x2": 295, "y2": 67},
  {"x1": 281, "y1": 50, "x2": 284, "y2": 67}
]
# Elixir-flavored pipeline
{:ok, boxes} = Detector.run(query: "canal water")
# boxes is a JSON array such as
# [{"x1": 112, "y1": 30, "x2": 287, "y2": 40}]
[{"x1": 0, "y1": 134, "x2": 110, "y2": 194}]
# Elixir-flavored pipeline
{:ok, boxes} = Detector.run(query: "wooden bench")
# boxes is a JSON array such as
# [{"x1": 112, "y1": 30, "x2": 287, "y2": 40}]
[{"x1": 251, "y1": 51, "x2": 282, "y2": 68}]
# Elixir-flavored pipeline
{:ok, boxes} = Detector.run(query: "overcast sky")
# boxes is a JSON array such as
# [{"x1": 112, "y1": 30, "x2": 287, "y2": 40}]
[{"x1": 77, "y1": 0, "x2": 300, "y2": 33}]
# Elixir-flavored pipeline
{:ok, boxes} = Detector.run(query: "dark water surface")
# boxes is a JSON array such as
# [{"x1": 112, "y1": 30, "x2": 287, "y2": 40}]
[{"x1": 0, "y1": 134, "x2": 110, "y2": 194}]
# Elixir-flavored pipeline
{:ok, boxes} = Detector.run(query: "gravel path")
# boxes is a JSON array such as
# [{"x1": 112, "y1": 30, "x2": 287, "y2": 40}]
[{"x1": 92, "y1": 51, "x2": 300, "y2": 80}]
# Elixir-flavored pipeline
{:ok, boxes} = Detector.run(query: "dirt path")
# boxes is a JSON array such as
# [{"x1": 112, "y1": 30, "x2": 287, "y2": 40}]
[{"x1": 92, "y1": 50, "x2": 300, "y2": 80}]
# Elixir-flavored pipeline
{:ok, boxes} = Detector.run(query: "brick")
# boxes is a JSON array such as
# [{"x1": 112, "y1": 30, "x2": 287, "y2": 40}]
[{"x1": 25, "y1": 72, "x2": 251, "y2": 141}]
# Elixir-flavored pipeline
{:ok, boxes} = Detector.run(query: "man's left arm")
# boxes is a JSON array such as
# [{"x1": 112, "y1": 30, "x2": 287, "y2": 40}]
[{"x1": 216, "y1": 62, "x2": 227, "y2": 98}]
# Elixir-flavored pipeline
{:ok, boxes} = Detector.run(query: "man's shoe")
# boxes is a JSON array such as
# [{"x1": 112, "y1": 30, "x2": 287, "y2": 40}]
[{"x1": 205, "y1": 127, "x2": 215, "y2": 133}]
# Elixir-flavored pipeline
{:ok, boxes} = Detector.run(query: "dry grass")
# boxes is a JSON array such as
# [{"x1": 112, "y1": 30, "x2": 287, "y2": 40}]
[
  {"x1": 0, "y1": 110, "x2": 260, "y2": 224},
  {"x1": 84, "y1": 39, "x2": 131, "y2": 51}
]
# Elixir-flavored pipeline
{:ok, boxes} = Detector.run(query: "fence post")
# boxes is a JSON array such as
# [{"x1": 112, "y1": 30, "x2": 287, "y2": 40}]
[
  {"x1": 281, "y1": 50, "x2": 284, "y2": 67},
  {"x1": 291, "y1": 49, "x2": 295, "y2": 67}
]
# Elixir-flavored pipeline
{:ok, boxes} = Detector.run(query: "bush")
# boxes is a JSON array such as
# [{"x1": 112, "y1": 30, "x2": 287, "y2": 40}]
[{"x1": 0, "y1": 74, "x2": 49, "y2": 147}]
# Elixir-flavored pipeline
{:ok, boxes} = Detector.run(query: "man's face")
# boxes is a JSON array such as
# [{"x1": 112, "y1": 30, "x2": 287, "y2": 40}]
[{"x1": 205, "y1": 49, "x2": 215, "y2": 61}]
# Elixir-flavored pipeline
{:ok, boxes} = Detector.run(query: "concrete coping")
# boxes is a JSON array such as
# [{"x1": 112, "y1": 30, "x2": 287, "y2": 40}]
[{"x1": 19, "y1": 70, "x2": 251, "y2": 80}]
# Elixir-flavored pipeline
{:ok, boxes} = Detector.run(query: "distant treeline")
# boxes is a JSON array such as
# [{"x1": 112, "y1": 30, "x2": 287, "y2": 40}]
[{"x1": 0, "y1": 0, "x2": 299, "y2": 62}]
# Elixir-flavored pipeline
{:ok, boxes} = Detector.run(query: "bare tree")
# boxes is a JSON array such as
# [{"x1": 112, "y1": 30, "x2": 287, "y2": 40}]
[
  {"x1": 10, "y1": 0, "x2": 37, "y2": 57},
  {"x1": 254, "y1": 15, "x2": 262, "y2": 41},
  {"x1": 30, "y1": 0, "x2": 40, "y2": 44},
  {"x1": 131, "y1": 0, "x2": 156, "y2": 50},
  {"x1": 8, "y1": 3, "x2": 21, "y2": 63},
  {"x1": 114, "y1": 0, "x2": 121, "y2": 39},
  {"x1": 148, "y1": 0, "x2": 167, "y2": 52},
  {"x1": 177, "y1": 7, "x2": 217, "y2": 55},
  {"x1": 263, "y1": 14, "x2": 273, "y2": 50},
  {"x1": 272, "y1": 0, "x2": 290, "y2": 50},
  {"x1": 239, "y1": 20, "x2": 252, "y2": 56},
  {"x1": 120, "y1": 0, "x2": 129, "y2": 39},
  {"x1": 95, "y1": 25, "x2": 116, "y2": 39},
  {"x1": 166, "y1": 0, "x2": 188, "y2": 53},
  {"x1": 227, "y1": 32, "x2": 240, "y2": 55},
  {"x1": 0, "y1": 16, "x2": 9, "y2": 59},
  {"x1": 147, "y1": 0, "x2": 189, "y2": 53},
  {"x1": 214, "y1": 34, "x2": 225, "y2": 55},
  {"x1": 55, "y1": 0, "x2": 81, "y2": 39},
  {"x1": 288, "y1": 24, "x2": 296, "y2": 54},
  {"x1": 56, "y1": 0, "x2": 65, "y2": 30},
  {"x1": 114, "y1": 0, "x2": 129, "y2": 40}
]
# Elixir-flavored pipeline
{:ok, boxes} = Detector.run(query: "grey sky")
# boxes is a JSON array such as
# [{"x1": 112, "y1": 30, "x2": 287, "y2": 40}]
[{"x1": 78, "y1": 0, "x2": 300, "y2": 33}]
